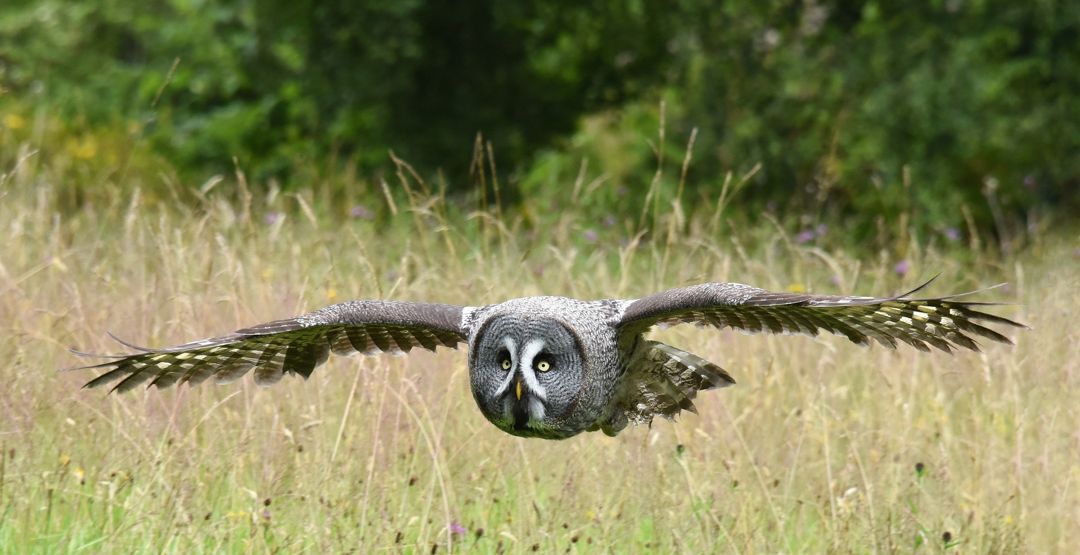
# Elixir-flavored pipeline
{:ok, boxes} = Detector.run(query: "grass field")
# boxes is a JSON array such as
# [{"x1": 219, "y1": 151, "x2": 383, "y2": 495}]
[{"x1": 1, "y1": 158, "x2": 1077, "y2": 553}]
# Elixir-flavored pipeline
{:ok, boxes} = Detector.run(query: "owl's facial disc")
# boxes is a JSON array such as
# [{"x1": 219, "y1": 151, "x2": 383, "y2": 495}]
[{"x1": 469, "y1": 314, "x2": 584, "y2": 439}]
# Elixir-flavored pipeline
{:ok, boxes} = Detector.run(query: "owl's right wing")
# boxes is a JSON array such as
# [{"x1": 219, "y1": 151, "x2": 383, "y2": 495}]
[
  {"x1": 69, "y1": 300, "x2": 469, "y2": 393},
  {"x1": 615, "y1": 280, "x2": 1024, "y2": 352}
]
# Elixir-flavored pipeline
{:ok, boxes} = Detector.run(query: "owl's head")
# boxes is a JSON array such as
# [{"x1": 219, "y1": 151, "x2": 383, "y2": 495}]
[{"x1": 468, "y1": 313, "x2": 597, "y2": 439}]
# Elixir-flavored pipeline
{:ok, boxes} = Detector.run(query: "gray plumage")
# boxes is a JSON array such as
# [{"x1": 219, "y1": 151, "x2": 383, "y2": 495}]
[{"x1": 69, "y1": 280, "x2": 1024, "y2": 439}]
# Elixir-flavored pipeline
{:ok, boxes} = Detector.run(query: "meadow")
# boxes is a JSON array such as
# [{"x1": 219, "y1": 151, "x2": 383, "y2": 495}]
[{"x1": 1, "y1": 154, "x2": 1077, "y2": 553}]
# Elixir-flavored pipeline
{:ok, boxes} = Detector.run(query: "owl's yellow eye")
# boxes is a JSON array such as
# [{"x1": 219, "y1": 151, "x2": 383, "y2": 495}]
[
  {"x1": 500, "y1": 358, "x2": 512, "y2": 370},
  {"x1": 536, "y1": 360, "x2": 552, "y2": 372}
]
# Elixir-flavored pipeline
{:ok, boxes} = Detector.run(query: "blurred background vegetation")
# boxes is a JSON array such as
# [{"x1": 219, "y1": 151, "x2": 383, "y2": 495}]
[{"x1": 1, "y1": 0, "x2": 1077, "y2": 248}]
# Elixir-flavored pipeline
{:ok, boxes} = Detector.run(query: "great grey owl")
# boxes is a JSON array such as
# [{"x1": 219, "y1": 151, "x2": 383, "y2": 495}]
[{"x1": 71, "y1": 280, "x2": 1022, "y2": 439}]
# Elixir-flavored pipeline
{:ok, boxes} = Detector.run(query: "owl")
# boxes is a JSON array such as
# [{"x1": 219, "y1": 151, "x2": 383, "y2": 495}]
[{"x1": 70, "y1": 280, "x2": 1022, "y2": 439}]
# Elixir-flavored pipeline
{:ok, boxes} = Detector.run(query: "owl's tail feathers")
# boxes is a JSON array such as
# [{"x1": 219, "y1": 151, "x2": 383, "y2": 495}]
[
  {"x1": 647, "y1": 341, "x2": 736, "y2": 393},
  {"x1": 621, "y1": 341, "x2": 735, "y2": 428}
]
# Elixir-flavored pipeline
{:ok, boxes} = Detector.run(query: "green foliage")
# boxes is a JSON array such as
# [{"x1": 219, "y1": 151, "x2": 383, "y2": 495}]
[
  {"x1": 668, "y1": 0, "x2": 1079, "y2": 240},
  {"x1": 0, "y1": 0, "x2": 674, "y2": 179},
  {"x1": 1, "y1": 0, "x2": 1077, "y2": 244}
]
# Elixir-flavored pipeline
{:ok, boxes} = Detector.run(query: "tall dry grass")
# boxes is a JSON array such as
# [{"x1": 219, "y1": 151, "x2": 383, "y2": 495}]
[{"x1": 1, "y1": 149, "x2": 1077, "y2": 553}]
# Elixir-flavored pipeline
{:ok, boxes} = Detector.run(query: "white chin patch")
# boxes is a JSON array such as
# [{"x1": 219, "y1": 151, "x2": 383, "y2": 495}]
[{"x1": 528, "y1": 396, "x2": 546, "y2": 420}]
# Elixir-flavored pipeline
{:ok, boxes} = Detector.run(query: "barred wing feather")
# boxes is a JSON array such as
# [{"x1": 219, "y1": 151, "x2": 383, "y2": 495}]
[
  {"x1": 617, "y1": 281, "x2": 1024, "y2": 353},
  {"x1": 71, "y1": 301, "x2": 467, "y2": 393}
]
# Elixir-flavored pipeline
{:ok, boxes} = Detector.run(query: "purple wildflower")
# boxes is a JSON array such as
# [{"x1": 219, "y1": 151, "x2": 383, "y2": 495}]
[
  {"x1": 894, "y1": 260, "x2": 910, "y2": 276},
  {"x1": 794, "y1": 229, "x2": 816, "y2": 244},
  {"x1": 583, "y1": 229, "x2": 598, "y2": 243},
  {"x1": 448, "y1": 521, "x2": 467, "y2": 537},
  {"x1": 264, "y1": 211, "x2": 283, "y2": 225},
  {"x1": 350, "y1": 205, "x2": 374, "y2": 220},
  {"x1": 943, "y1": 227, "x2": 961, "y2": 242}
]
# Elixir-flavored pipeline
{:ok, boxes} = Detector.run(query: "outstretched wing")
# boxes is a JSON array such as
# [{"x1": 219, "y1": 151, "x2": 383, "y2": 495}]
[
  {"x1": 616, "y1": 280, "x2": 1024, "y2": 352},
  {"x1": 70, "y1": 301, "x2": 468, "y2": 393}
]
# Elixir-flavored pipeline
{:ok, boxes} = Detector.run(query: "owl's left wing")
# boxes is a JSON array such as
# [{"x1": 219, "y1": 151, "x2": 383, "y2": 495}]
[
  {"x1": 69, "y1": 300, "x2": 468, "y2": 393},
  {"x1": 615, "y1": 280, "x2": 1024, "y2": 352}
]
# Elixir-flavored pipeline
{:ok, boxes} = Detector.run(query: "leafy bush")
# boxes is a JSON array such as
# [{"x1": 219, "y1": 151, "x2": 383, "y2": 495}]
[{"x1": 667, "y1": 0, "x2": 1079, "y2": 242}]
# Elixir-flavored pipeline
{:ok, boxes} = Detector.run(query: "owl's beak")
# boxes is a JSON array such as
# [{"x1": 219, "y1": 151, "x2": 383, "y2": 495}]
[{"x1": 510, "y1": 374, "x2": 530, "y2": 431}]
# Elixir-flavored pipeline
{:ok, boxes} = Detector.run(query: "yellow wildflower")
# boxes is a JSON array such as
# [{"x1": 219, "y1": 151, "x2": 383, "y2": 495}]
[
  {"x1": 3, "y1": 113, "x2": 25, "y2": 130},
  {"x1": 71, "y1": 137, "x2": 98, "y2": 160}
]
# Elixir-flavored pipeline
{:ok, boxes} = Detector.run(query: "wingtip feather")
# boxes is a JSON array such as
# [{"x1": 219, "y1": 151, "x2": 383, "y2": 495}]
[{"x1": 106, "y1": 331, "x2": 159, "y2": 353}]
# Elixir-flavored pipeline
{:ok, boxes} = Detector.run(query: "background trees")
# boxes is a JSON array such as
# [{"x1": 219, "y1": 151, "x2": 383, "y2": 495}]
[{"x1": 1, "y1": 0, "x2": 1076, "y2": 241}]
